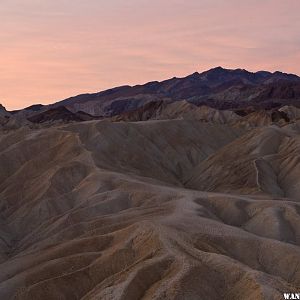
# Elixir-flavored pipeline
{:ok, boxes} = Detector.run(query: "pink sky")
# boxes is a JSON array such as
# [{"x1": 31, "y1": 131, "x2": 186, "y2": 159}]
[{"x1": 1, "y1": 0, "x2": 300, "y2": 110}]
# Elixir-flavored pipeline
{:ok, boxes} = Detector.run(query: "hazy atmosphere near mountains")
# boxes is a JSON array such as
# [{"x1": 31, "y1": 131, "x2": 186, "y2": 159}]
[
  {"x1": 1, "y1": 1, "x2": 300, "y2": 300},
  {"x1": 1, "y1": 0, "x2": 300, "y2": 109}
]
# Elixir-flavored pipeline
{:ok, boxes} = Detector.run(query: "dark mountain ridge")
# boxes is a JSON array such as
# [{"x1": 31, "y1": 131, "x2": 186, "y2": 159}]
[
  {"x1": 27, "y1": 106, "x2": 100, "y2": 124},
  {"x1": 11, "y1": 67, "x2": 300, "y2": 117}
]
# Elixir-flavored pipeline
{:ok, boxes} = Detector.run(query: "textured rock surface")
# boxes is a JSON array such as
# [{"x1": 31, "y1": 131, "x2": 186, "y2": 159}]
[{"x1": 1, "y1": 118, "x2": 300, "y2": 299}]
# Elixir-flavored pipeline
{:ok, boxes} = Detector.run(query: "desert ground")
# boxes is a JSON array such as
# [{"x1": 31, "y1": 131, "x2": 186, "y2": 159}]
[{"x1": 1, "y1": 109, "x2": 300, "y2": 299}]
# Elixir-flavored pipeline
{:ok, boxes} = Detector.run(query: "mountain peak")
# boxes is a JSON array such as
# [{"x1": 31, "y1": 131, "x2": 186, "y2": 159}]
[
  {"x1": 205, "y1": 66, "x2": 227, "y2": 73},
  {"x1": 212, "y1": 66, "x2": 226, "y2": 71}
]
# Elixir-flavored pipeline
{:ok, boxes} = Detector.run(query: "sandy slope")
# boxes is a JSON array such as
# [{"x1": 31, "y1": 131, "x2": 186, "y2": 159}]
[{"x1": 0, "y1": 119, "x2": 300, "y2": 299}]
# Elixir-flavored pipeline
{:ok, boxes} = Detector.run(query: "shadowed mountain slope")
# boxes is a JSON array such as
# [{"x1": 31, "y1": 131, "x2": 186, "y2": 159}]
[
  {"x1": 12, "y1": 67, "x2": 300, "y2": 118},
  {"x1": 111, "y1": 100, "x2": 241, "y2": 124},
  {"x1": 27, "y1": 106, "x2": 100, "y2": 124},
  {"x1": 51, "y1": 67, "x2": 300, "y2": 115}
]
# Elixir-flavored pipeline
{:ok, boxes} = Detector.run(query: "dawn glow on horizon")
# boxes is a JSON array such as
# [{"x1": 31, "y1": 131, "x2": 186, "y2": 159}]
[{"x1": 1, "y1": 0, "x2": 300, "y2": 109}]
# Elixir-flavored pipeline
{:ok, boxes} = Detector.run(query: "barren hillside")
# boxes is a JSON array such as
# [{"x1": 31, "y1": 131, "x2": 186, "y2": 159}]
[{"x1": 1, "y1": 115, "x2": 300, "y2": 299}]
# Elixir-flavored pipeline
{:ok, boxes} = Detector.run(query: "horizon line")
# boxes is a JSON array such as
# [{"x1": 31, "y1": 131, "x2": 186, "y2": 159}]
[{"x1": 3, "y1": 66, "x2": 300, "y2": 111}]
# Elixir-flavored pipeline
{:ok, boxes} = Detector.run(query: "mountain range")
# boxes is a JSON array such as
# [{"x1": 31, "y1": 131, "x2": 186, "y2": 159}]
[
  {"x1": 8, "y1": 67, "x2": 300, "y2": 120},
  {"x1": 1, "y1": 67, "x2": 300, "y2": 299}
]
